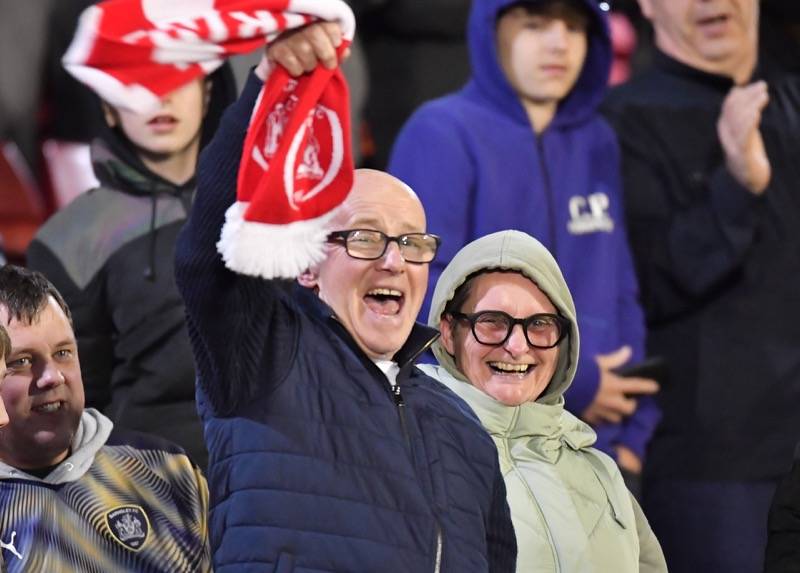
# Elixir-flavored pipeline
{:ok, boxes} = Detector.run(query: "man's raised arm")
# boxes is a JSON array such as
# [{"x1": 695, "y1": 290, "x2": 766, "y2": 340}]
[{"x1": 175, "y1": 25, "x2": 348, "y2": 416}]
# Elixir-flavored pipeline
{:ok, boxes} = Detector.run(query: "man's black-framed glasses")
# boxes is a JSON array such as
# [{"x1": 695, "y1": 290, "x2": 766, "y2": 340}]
[
  {"x1": 450, "y1": 310, "x2": 570, "y2": 349},
  {"x1": 327, "y1": 229, "x2": 441, "y2": 264}
]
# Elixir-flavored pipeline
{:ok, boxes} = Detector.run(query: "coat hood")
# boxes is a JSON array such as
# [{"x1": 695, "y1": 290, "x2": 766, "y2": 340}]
[
  {"x1": 428, "y1": 230, "x2": 579, "y2": 405},
  {"x1": 466, "y1": 0, "x2": 612, "y2": 127},
  {"x1": 93, "y1": 63, "x2": 238, "y2": 194}
]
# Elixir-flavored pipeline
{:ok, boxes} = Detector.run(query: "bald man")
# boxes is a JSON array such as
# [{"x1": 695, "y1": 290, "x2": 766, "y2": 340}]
[{"x1": 174, "y1": 26, "x2": 517, "y2": 572}]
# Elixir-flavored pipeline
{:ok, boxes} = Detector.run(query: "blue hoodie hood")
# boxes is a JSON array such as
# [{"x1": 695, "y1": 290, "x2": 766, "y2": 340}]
[{"x1": 466, "y1": 0, "x2": 612, "y2": 128}]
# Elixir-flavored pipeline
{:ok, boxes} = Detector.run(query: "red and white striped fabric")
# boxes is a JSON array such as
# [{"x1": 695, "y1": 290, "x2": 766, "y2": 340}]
[{"x1": 64, "y1": 0, "x2": 355, "y2": 279}]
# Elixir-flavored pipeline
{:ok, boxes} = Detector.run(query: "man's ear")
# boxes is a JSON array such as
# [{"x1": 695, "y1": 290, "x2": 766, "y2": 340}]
[
  {"x1": 101, "y1": 102, "x2": 119, "y2": 128},
  {"x1": 439, "y1": 315, "x2": 457, "y2": 356},
  {"x1": 297, "y1": 268, "x2": 319, "y2": 289}
]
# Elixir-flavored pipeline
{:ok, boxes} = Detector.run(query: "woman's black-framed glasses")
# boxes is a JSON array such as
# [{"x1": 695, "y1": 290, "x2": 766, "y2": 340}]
[
  {"x1": 449, "y1": 310, "x2": 569, "y2": 349},
  {"x1": 327, "y1": 229, "x2": 441, "y2": 264}
]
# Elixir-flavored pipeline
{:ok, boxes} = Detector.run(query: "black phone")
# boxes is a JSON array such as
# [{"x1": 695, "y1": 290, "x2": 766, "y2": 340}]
[{"x1": 611, "y1": 356, "x2": 668, "y2": 386}]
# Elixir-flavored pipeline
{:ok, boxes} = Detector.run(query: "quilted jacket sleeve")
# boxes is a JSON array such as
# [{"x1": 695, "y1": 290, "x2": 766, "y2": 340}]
[
  {"x1": 486, "y1": 461, "x2": 518, "y2": 572},
  {"x1": 631, "y1": 492, "x2": 668, "y2": 573}
]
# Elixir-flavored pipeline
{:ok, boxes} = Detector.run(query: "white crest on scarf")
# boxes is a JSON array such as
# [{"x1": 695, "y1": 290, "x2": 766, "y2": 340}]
[{"x1": 284, "y1": 105, "x2": 344, "y2": 211}]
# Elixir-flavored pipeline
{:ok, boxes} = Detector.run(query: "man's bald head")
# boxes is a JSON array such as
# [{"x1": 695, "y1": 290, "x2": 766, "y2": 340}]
[
  {"x1": 332, "y1": 169, "x2": 425, "y2": 230},
  {"x1": 303, "y1": 168, "x2": 432, "y2": 360}
]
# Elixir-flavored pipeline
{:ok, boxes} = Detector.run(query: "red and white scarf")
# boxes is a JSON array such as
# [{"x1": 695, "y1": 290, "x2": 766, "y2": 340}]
[{"x1": 64, "y1": 0, "x2": 355, "y2": 279}]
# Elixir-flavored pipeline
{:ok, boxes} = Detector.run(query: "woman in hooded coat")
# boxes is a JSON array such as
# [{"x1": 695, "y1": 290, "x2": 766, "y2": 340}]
[{"x1": 422, "y1": 230, "x2": 666, "y2": 572}]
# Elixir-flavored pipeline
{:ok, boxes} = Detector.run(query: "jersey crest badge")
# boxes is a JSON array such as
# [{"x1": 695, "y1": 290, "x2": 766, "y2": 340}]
[{"x1": 106, "y1": 505, "x2": 150, "y2": 551}]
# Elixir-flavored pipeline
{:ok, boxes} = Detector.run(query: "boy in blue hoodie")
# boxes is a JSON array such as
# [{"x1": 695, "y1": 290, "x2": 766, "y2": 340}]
[{"x1": 389, "y1": 0, "x2": 659, "y2": 478}]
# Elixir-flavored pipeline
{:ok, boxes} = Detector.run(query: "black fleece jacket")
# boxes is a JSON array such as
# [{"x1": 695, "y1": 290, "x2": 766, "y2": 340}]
[{"x1": 602, "y1": 52, "x2": 800, "y2": 481}]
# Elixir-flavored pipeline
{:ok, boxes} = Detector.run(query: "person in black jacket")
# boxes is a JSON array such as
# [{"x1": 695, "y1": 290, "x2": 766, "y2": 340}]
[
  {"x1": 27, "y1": 63, "x2": 236, "y2": 470},
  {"x1": 601, "y1": 1, "x2": 800, "y2": 572}
]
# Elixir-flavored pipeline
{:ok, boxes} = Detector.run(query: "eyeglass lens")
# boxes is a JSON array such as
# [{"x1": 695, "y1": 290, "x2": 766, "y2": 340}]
[
  {"x1": 471, "y1": 312, "x2": 563, "y2": 348},
  {"x1": 345, "y1": 230, "x2": 437, "y2": 262}
]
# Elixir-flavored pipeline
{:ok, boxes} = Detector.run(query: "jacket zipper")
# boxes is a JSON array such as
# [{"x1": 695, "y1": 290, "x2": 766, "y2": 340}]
[
  {"x1": 536, "y1": 137, "x2": 558, "y2": 255},
  {"x1": 392, "y1": 384, "x2": 411, "y2": 449},
  {"x1": 391, "y1": 383, "x2": 444, "y2": 572},
  {"x1": 434, "y1": 525, "x2": 443, "y2": 573}
]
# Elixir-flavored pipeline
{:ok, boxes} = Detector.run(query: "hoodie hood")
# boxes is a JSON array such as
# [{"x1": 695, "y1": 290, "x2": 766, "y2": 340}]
[
  {"x1": 466, "y1": 0, "x2": 612, "y2": 128},
  {"x1": 428, "y1": 230, "x2": 579, "y2": 405},
  {"x1": 0, "y1": 408, "x2": 112, "y2": 484},
  {"x1": 93, "y1": 63, "x2": 238, "y2": 195}
]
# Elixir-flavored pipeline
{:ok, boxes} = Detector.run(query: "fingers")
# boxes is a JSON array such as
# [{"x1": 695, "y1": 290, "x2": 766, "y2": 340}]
[
  {"x1": 596, "y1": 345, "x2": 632, "y2": 370},
  {"x1": 267, "y1": 21, "x2": 344, "y2": 77},
  {"x1": 717, "y1": 81, "x2": 772, "y2": 194},
  {"x1": 618, "y1": 376, "x2": 660, "y2": 396},
  {"x1": 615, "y1": 445, "x2": 642, "y2": 474},
  {"x1": 607, "y1": 394, "x2": 638, "y2": 417},
  {"x1": 591, "y1": 405, "x2": 624, "y2": 424},
  {"x1": 583, "y1": 407, "x2": 622, "y2": 425},
  {"x1": 720, "y1": 82, "x2": 769, "y2": 141},
  {"x1": 583, "y1": 351, "x2": 660, "y2": 426},
  {"x1": 582, "y1": 394, "x2": 637, "y2": 425},
  {"x1": 312, "y1": 22, "x2": 343, "y2": 68},
  {"x1": 725, "y1": 81, "x2": 769, "y2": 109}
]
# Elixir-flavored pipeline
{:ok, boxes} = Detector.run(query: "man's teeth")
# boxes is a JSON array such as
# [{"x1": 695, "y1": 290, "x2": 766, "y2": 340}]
[
  {"x1": 367, "y1": 288, "x2": 402, "y2": 297},
  {"x1": 34, "y1": 402, "x2": 62, "y2": 413},
  {"x1": 489, "y1": 362, "x2": 531, "y2": 373}
]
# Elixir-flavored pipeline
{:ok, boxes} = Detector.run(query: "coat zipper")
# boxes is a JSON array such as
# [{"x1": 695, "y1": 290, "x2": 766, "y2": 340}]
[
  {"x1": 434, "y1": 525, "x2": 443, "y2": 573},
  {"x1": 536, "y1": 137, "x2": 558, "y2": 255},
  {"x1": 391, "y1": 383, "x2": 444, "y2": 572}
]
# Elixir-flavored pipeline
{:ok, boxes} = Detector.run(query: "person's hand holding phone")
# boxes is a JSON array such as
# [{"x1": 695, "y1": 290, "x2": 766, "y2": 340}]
[{"x1": 582, "y1": 345, "x2": 660, "y2": 426}]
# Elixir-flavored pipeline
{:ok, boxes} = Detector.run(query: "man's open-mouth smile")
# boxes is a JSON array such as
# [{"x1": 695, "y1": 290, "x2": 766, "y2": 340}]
[{"x1": 364, "y1": 288, "x2": 405, "y2": 316}]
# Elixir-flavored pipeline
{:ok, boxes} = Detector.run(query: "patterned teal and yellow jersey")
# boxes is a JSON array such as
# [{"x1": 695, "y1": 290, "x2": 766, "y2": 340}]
[{"x1": 0, "y1": 409, "x2": 210, "y2": 572}]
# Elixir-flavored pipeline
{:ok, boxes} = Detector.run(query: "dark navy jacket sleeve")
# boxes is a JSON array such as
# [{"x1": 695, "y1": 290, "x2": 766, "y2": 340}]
[
  {"x1": 175, "y1": 72, "x2": 297, "y2": 416},
  {"x1": 487, "y1": 463, "x2": 518, "y2": 572}
]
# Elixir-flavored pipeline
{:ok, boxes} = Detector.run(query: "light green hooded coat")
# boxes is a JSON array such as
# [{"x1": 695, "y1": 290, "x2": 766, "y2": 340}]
[{"x1": 422, "y1": 230, "x2": 666, "y2": 573}]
